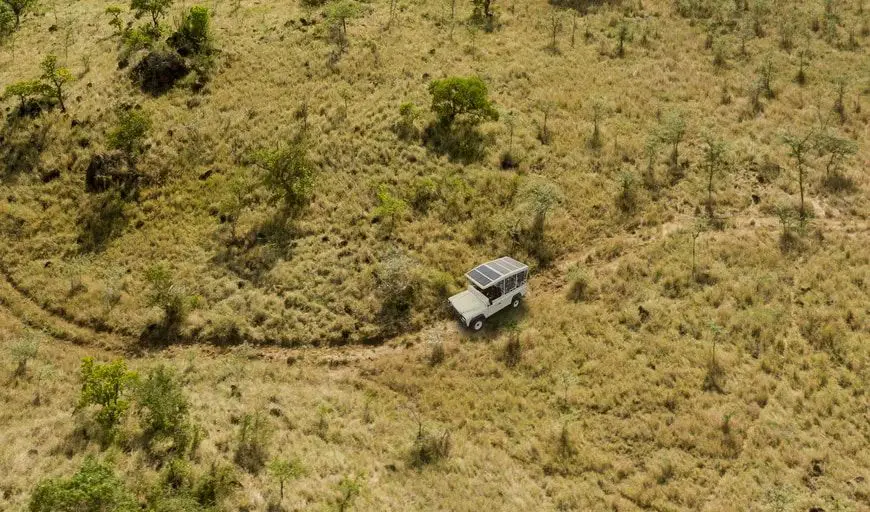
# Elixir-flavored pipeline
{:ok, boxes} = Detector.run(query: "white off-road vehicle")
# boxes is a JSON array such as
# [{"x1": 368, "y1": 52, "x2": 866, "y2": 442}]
[{"x1": 448, "y1": 257, "x2": 529, "y2": 331}]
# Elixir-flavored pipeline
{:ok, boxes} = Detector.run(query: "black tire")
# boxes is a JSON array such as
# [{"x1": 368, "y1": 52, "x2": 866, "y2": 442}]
[
  {"x1": 511, "y1": 295, "x2": 522, "y2": 308},
  {"x1": 471, "y1": 317, "x2": 485, "y2": 331}
]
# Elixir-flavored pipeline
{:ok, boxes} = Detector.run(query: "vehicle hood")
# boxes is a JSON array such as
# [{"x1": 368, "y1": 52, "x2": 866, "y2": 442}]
[{"x1": 448, "y1": 290, "x2": 487, "y2": 319}]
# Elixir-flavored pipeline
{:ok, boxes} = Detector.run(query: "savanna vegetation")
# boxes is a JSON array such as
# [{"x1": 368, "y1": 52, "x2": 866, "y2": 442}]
[{"x1": 1, "y1": 0, "x2": 868, "y2": 510}]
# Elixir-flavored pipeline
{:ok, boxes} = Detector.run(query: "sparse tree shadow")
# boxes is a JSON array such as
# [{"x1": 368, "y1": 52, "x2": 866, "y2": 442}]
[
  {"x1": 422, "y1": 121, "x2": 493, "y2": 164},
  {"x1": 211, "y1": 209, "x2": 298, "y2": 284},
  {"x1": 76, "y1": 191, "x2": 129, "y2": 253},
  {"x1": 0, "y1": 119, "x2": 49, "y2": 181}
]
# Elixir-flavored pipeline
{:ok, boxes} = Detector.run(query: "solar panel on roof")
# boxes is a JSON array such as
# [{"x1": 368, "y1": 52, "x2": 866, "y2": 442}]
[
  {"x1": 468, "y1": 269, "x2": 492, "y2": 286},
  {"x1": 487, "y1": 261, "x2": 511, "y2": 274},
  {"x1": 497, "y1": 258, "x2": 520, "y2": 271},
  {"x1": 478, "y1": 265, "x2": 500, "y2": 280}
]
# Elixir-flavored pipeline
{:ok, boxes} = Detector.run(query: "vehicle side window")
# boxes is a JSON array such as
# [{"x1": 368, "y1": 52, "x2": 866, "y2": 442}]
[
  {"x1": 518, "y1": 270, "x2": 527, "y2": 285},
  {"x1": 504, "y1": 275, "x2": 517, "y2": 293},
  {"x1": 485, "y1": 285, "x2": 502, "y2": 302}
]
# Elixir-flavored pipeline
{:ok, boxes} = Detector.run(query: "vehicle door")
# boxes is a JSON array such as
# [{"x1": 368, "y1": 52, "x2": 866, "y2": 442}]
[{"x1": 486, "y1": 279, "x2": 512, "y2": 316}]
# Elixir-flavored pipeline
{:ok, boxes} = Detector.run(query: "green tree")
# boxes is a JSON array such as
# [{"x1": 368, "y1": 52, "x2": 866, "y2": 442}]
[
  {"x1": 254, "y1": 141, "x2": 317, "y2": 215},
  {"x1": 105, "y1": 5, "x2": 124, "y2": 34},
  {"x1": 131, "y1": 0, "x2": 172, "y2": 28},
  {"x1": 1, "y1": 79, "x2": 48, "y2": 111},
  {"x1": 77, "y1": 358, "x2": 139, "y2": 431},
  {"x1": 40, "y1": 54, "x2": 74, "y2": 113},
  {"x1": 29, "y1": 457, "x2": 137, "y2": 512},
  {"x1": 428, "y1": 76, "x2": 499, "y2": 128},
  {"x1": 268, "y1": 457, "x2": 305, "y2": 502},
  {"x1": 327, "y1": 0, "x2": 363, "y2": 50},
  {"x1": 373, "y1": 184, "x2": 408, "y2": 232},
  {"x1": 136, "y1": 365, "x2": 190, "y2": 445},
  {"x1": 1, "y1": 0, "x2": 37, "y2": 28},
  {"x1": 782, "y1": 130, "x2": 815, "y2": 220},
  {"x1": 815, "y1": 132, "x2": 857, "y2": 177},
  {"x1": 108, "y1": 106, "x2": 151, "y2": 166}
]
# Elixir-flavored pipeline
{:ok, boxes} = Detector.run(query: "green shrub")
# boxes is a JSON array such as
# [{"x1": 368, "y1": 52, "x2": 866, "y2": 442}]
[
  {"x1": 168, "y1": 6, "x2": 212, "y2": 56},
  {"x1": 77, "y1": 357, "x2": 139, "y2": 432},
  {"x1": 29, "y1": 457, "x2": 137, "y2": 512},
  {"x1": 9, "y1": 332, "x2": 38, "y2": 378},
  {"x1": 145, "y1": 264, "x2": 195, "y2": 328},
  {"x1": 137, "y1": 365, "x2": 191, "y2": 448},
  {"x1": 335, "y1": 475, "x2": 363, "y2": 512},
  {"x1": 409, "y1": 428, "x2": 451, "y2": 467},
  {"x1": 1, "y1": 0, "x2": 37, "y2": 29},
  {"x1": 108, "y1": 106, "x2": 152, "y2": 165},
  {"x1": 193, "y1": 464, "x2": 237, "y2": 507},
  {"x1": 234, "y1": 412, "x2": 272, "y2": 473},
  {"x1": 373, "y1": 184, "x2": 408, "y2": 232}
]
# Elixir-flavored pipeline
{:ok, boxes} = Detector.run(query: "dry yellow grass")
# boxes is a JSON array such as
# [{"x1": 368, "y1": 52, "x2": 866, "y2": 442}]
[{"x1": 1, "y1": 0, "x2": 869, "y2": 510}]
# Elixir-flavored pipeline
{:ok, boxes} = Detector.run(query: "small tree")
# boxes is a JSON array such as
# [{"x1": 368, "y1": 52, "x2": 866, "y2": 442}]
[
  {"x1": 2, "y1": 79, "x2": 47, "y2": 112},
  {"x1": 335, "y1": 475, "x2": 363, "y2": 512},
  {"x1": 77, "y1": 358, "x2": 139, "y2": 432},
  {"x1": 268, "y1": 458, "x2": 305, "y2": 502},
  {"x1": 373, "y1": 184, "x2": 408, "y2": 232},
  {"x1": 616, "y1": 22, "x2": 629, "y2": 57},
  {"x1": 782, "y1": 130, "x2": 815, "y2": 220},
  {"x1": 657, "y1": 110, "x2": 687, "y2": 174},
  {"x1": 234, "y1": 412, "x2": 272, "y2": 474},
  {"x1": 254, "y1": 141, "x2": 317, "y2": 215},
  {"x1": 105, "y1": 6, "x2": 125, "y2": 35},
  {"x1": 10, "y1": 333, "x2": 38, "y2": 378},
  {"x1": 145, "y1": 263, "x2": 193, "y2": 327},
  {"x1": 130, "y1": 0, "x2": 173, "y2": 29},
  {"x1": 40, "y1": 54, "x2": 73, "y2": 112},
  {"x1": 107, "y1": 106, "x2": 151, "y2": 167},
  {"x1": 1, "y1": 0, "x2": 36, "y2": 28},
  {"x1": 327, "y1": 0, "x2": 363, "y2": 52},
  {"x1": 428, "y1": 76, "x2": 499, "y2": 128},
  {"x1": 815, "y1": 132, "x2": 857, "y2": 177},
  {"x1": 517, "y1": 179, "x2": 564, "y2": 263},
  {"x1": 136, "y1": 365, "x2": 190, "y2": 446},
  {"x1": 29, "y1": 457, "x2": 138, "y2": 512},
  {"x1": 700, "y1": 135, "x2": 728, "y2": 218}
]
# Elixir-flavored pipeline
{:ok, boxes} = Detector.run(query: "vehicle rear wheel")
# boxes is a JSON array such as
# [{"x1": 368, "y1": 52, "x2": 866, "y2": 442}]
[
  {"x1": 471, "y1": 317, "x2": 485, "y2": 331},
  {"x1": 511, "y1": 295, "x2": 522, "y2": 308}
]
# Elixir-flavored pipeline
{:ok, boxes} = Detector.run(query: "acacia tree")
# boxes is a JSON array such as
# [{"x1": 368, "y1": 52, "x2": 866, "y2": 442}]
[
  {"x1": 130, "y1": 0, "x2": 172, "y2": 29},
  {"x1": 268, "y1": 458, "x2": 305, "y2": 502},
  {"x1": 782, "y1": 130, "x2": 815, "y2": 221},
  {"x1": 40, "y1": 54, "x2": 73, "y2": 113},
  {"x1": 1, "y1": 0, "x2": 37, "y2": 28}
]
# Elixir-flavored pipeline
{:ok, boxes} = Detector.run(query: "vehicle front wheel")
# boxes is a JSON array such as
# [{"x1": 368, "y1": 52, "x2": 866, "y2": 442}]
[
  {"x1": 471, "y1": 317, "x2": 485, "y2": 331},
  {"x1": 511, "y1": 295, "x2": 522, "y2": 308}
]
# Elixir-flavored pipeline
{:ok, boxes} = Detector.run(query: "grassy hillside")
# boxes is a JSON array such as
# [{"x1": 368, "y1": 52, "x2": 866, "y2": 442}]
[{"x1": 1, "y1": 0, "x2": 869, "y2": 510}]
